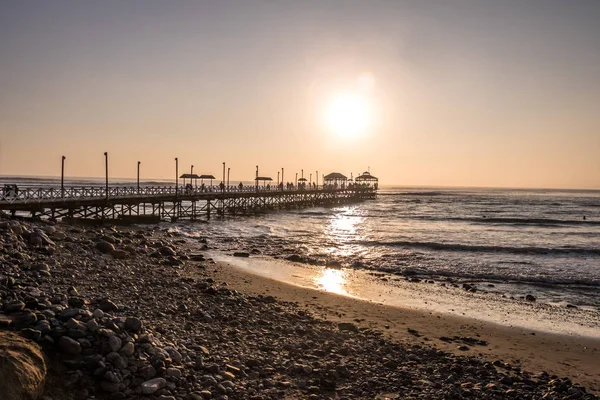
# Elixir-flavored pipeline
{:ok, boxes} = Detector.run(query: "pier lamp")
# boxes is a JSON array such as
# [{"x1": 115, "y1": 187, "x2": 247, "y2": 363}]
[
  {"x1": 281, "y1": 168, "x2": 284, "y2": 187},
  {"x1": 255, "y1": 165, "x2": 259, "y2": 191},
  {"x1": 61, "y1": 156, "x2": 66, "y2": 198},
  {"x1": 301, "y1": 169, "x2": 303, "y2": 179},
  {"x1": 104, "y1": 152, "x2": 108, "y2": 199},
  {"x1": 175, "y1": 158, "x2": 178, "y2": 196},
  {"x1": 222, "y1": 162, "x2": 226, "y2": 192},
  {"x1": 277, "y1": 171, "x2": 280, "y2": 186},
  {"x1": 295, "y1": 172, "x2": 298, "y2": 187},
  {"x1": 227, "y1": 167, "x2": 230, "y2": 188},
  {"x1": 316, "y1": 171, "x2": 318, "y2": 188},
  {"x1": 137, "y1": 161, "x2": 141, "y2": 192},
  {"x1": 310, "y1": 173, "x2": 312, "y2": 188}
]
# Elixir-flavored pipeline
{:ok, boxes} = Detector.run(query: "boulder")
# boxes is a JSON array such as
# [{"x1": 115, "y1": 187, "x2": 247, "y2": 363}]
[{"x1": 0, "y1": 331, "x2": 47, "y2": 400}]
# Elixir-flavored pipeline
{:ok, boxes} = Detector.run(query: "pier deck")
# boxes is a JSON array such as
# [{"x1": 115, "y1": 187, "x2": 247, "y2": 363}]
[{"x1": 0, "y1": 185, "x2": 377, "y2": 221}]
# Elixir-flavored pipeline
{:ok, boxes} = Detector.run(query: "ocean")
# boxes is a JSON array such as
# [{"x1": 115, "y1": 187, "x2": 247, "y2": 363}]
[
  {"x1": 3, "y1": 177, "x2": 599, "y2": 311},
  {"x1": 176, "y1": 186, "x2": 600, "y2": 311}
]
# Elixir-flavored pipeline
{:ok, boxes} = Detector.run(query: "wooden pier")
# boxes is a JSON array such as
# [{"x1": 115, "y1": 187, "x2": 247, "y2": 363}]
[{"x1": 0, "y1": 185, "x2": 377, "y2": 222}]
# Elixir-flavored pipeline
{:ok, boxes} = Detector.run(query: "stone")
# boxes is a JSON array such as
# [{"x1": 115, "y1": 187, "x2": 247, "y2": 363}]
[
  {"x1": 124, "y1": 317, "x2": 142, "y2": 332},
  {"x1": 86, "y1": 319, "x2": 100, "y2": 331},
  {"x1": 59, "y1": 336, "x2": 82, "y2": 355},
  {"x1": 525, "y1": 294, "x2": 536, "y2": 302},
  {"x1": 3, "y1": 301, "x2": 26, "y2": 313},
  {"x1": 19, "y1": 328, "x2": 42, "y2": 342},
  {"x1": 111, "y1": 249, "x2": 129, "y2": 260},
  {"x1": 159, "y1": 246, "x2": 176, "y2": 256},
  {"x1": 119, "y1": 341, "x2": 135, "y2": 356},
  {"x1": 233, "y1": 252, "x2": 250, "y2": 257},
  {"x1": 139, "y1": 365, "x2": 156, "y2": 379},
  {"x1": 141, "y1": 377, "x2": 167, "y2": 394},
  {"x1": 101, "y1": 380, "x2": 121, "y2": 393},
  {"x1": 108, "y1": 335, "x2": 122, "y2": 352},
  {"x1": 12, "y1": 311, "x2": 37, "y2": 329},
  {"x1": 166, "y1": 367, "x2": 182, "y2": 378},
  {"x1": 96, "y1": 240, "x2": 115, "y2": 254},
  {"x1": 0, "y1": 331, "x2": 47, "y2": 400},
  {"x1": 98, "y1": 299, "x2": 118, "y2": 312},
  {"x1": 65, "y1": 318, "x2": 87, "y2": 331}
]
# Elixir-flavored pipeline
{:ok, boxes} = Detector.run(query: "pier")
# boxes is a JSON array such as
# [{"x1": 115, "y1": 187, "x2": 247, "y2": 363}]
[{"x1": 0, "y1": 184, "x2": 377, "y2": 222}]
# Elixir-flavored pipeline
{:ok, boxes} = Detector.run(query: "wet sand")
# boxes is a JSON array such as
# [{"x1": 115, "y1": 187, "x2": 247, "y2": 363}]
[{"x1": 209, "y1": 258, "x2": 600, "y2": 393}]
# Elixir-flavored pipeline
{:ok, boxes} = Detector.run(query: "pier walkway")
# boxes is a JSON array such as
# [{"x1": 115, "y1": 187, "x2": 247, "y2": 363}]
[{"x1": 0, "y1": 185, "x2": 377, "y2": 222}]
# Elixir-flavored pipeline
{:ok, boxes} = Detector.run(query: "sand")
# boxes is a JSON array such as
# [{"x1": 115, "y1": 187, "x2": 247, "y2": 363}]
[{"x1": 210, "y1": 259, "x2": 600, "y2": 393}]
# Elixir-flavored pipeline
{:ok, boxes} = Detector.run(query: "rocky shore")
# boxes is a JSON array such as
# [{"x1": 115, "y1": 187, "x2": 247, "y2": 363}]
[{"x1": 0, "y1": 216, "x2": 597, "y2": 399}]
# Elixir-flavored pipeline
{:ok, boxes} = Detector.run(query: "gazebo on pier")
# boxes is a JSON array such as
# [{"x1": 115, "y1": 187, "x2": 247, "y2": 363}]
[
  {"x1": 180, "y1": 173, "x2": 200, "y2": 187},
  {"x1": 255, "y1": 176, "x2": 273, "y2": 188},
  {"x1": 355, "y1": 171, "x2": 378, "y2": 188},
  {"x1": 323, "y1": 172, "x2": 348, "y2": 188}
]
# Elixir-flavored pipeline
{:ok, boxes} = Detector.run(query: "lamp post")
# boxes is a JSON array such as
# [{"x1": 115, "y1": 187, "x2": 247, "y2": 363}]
[
  {"x1": 277, "y1": 171, "x2": 280, "y2": 186},
  {"x1": 104, "y1": 152, "x2": 108, "y2": 199},
  {"x1": 222, "y1": 162, "x2": 226, "y2": 193},
  {"x1": 310, "y1": 173, "x2": 312, "y2": 189},
  {"x1": 316, "y1": 171, "x2": 319, "y2": 189},
  {"x1": 191, "y1": 164, "x2": 195, "y2": 188},
  {"x1": 282, "y1": 168, "x2": 284, "y2": 189},
  {"x1": 137, "y1": 161, "x2": 141, "y2": 193},
  {"x1": 175, "y1": 157, "x2": 179, "y2": 196},
  {"x1": 295, "y1": 172, "x2": 298, "y2": 187},
  {"x1": 227, "y1": 167, "x2": 230, "y2": 189},
  {"x1": 61, "y1": 156, "x2": 66, "y2": 198},
  {"x1": 255, "y1": 165, "x2": 259, "y2": 191}
]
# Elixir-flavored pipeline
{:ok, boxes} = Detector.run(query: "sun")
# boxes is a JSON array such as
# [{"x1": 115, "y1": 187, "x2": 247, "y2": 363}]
[{"x1": 325, "y1": 93, "x2": 370, "y2": 138}]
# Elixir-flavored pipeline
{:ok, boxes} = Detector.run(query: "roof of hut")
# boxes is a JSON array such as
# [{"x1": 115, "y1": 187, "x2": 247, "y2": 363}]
[
  {"x1": 324, "y1": 172, "x2": 348, "y2": 180},
  {"x1": 355, "y1": 171, "x2": 378, "y2": 181}
]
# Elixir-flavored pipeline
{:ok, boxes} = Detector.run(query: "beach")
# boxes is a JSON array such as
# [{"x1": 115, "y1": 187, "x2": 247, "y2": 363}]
[
  {"x1": 1, "y1": 217, "x2": 598, "y2": 399},
  {"x1": 206, "y1": 258, "x2": 600, "y2": 393}
]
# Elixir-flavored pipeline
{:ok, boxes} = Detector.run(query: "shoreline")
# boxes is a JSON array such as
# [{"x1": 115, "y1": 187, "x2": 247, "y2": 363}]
[
  {"x1": 1, "y1": 218, "x2": 599, "y2": 399},
  {"x1": 199, "y1": 257, "x2": 600, "y2": 393}
]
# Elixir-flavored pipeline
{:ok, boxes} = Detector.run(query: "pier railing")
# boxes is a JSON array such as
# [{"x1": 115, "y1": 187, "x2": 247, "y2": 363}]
[{"x1": 0, "y1": 184, "x2": 376, "y2": 204}]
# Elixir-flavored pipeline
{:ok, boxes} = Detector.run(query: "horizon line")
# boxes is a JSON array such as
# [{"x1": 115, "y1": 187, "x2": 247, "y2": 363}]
[{"x1": 1, "y1": 174, "x2": 599, "y2": 192}]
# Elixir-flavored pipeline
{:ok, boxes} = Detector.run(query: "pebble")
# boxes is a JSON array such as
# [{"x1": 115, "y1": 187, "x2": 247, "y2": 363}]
[{"x1": 141, "y1": 377, "x2": 167, "y2": 394}]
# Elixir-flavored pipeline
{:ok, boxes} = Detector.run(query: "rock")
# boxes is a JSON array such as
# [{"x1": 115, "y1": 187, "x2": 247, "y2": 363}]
[
  {"x1": 525, "y1": 294, "x2": 536, "y2": 302},
  {"x1": 233, "y1": 252, "x2": 250, "y2": 257},
  {"x1": 3, "y1": 301, "x2": 26, "y2": 313},
  {"x1": 12, "y1": 311, "x2": 37, "y2": 329},
  {"x1": 96, "y1": 240, "x2": 115, "y2": 254},
  {"x1": 100, "y1": 380, "x2": 120, "y2": 393},
  {"x1": 108, "y1": 335, "x2": 122, "y2": 352},
  {"x1": 111, "y1": 249, "x2": 129, "y2": 259},
  {"x1": 120, "y1": 341, "x2": 135, "y2": 356},
  {"x1": 166, "y1": 367, "x2": 182, "y2": 378},
  {"x1": 141, "y1": 377, "x2": 167, "y2": 394},
  {"x1": 159, "y1": 246, "x2": 176, "y2": 257},
  {"x1": 64, "y1": 318, "x2": 87, "y2": 331},
  {"x1": 59, "y1": 336, "x2": 82, "y2": 355},
  {"x1": 337, "y1": 322, "x2": 359, "y2": 332},
  {"x1": 124, "y1": 317, "x2": 142, "y2": 332},
  {"x1": 383, "y1": 360, "x2": 398, "y2": 369},
  {"x1": 0, "y1": 331, "x2": 47, "y2": 400},
  {"x1": 20, "y1": 328, "x2": 42, "y2": 342},
  {"x1": 98, "y1": 299, "x2": 118, "y2": 312}
]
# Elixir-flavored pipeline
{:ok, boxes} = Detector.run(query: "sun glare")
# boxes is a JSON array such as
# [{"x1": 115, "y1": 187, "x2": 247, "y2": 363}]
[{"x1": 325, "y1": 93, "x2": 370, "y2": 138}]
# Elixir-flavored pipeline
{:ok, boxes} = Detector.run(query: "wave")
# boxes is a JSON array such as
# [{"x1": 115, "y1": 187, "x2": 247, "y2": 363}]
[
  {"x1": 359, "y1": 239, "x2": 600, "y2": 256},
  {"x1": 454, "y1": 216, "x2": 600, "y2": 226},
  {"x1": 397, "y1": 268, "x2": 600, "y2": 288}
]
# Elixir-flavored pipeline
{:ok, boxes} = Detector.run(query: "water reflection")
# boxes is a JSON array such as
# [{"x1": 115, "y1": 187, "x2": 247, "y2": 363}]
[{"x1": 315, "y1": 268, "x2": 348, "y2": 295}]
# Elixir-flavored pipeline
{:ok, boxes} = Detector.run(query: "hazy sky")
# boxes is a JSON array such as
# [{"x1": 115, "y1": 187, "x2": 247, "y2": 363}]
[{"x1": 1, "y1": 1, "x2": 599, "y2": 188}]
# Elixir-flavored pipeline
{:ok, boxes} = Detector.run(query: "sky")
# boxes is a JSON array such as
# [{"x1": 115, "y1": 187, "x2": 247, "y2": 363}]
[{"x1": 1, "y1": 0, "x2": 599, "y2": 189}]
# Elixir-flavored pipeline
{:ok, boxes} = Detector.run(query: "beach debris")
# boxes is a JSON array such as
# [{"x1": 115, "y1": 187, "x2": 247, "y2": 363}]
[
  {"x1": 233, "y1": 251, "x2": 250, "y2": 257},
  {"x1": 525, "y1": 294, "x2": 537, "y2": 302}
]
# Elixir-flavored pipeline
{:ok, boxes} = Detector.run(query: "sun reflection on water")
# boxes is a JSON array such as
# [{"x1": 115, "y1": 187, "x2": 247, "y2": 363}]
[{"x1": 315, "y1": 268, "x2": 348, "y2": 295}]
